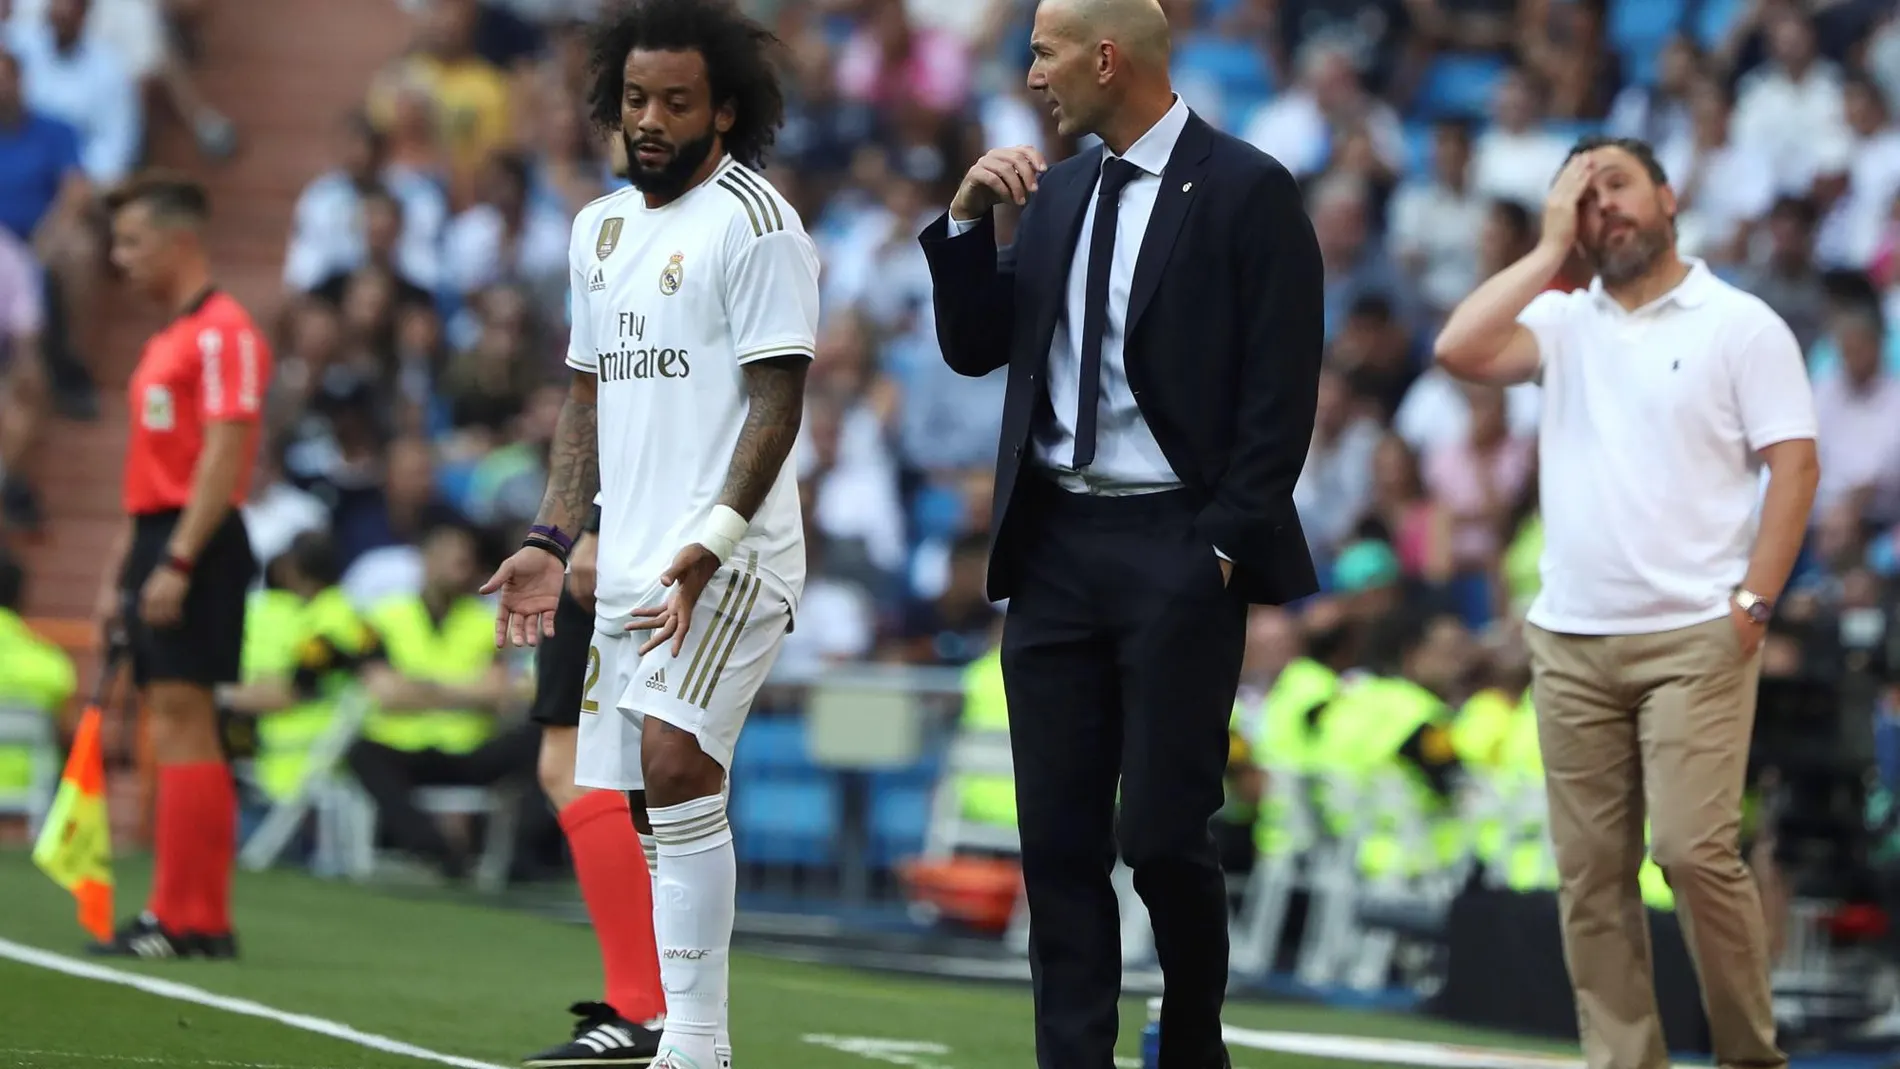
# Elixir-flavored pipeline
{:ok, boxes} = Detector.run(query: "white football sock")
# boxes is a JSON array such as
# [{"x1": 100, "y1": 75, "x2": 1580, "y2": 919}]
[
  {"x1": 637, "y1": 832, "x2": 668, "y2": 1029},
  {"x1": 650, "y1": 794, "x2": 735, "y2": 1066}
]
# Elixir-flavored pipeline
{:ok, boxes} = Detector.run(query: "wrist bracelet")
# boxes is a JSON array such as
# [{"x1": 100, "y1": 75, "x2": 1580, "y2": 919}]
[
  {"x1": 165, "y1": 553, "x2": 194, "y2": 576},
  {"x1": 697, "y1": 505, "x2": 749, "y2": 564},
  {"x1": 522, "y1": 535, "x2": 570, "y2": 567},
  {"x1": 527, "y1": 523, "x2": 574, "y2": 556}
]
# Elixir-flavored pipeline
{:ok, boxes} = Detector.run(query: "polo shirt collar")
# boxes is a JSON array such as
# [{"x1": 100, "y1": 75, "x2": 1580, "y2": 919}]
[{"x1": 1588, "y1": 257, "x2": 1715, "y2": 315}]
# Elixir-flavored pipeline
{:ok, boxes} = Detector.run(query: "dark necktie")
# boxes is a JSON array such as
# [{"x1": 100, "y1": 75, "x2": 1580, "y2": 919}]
[{"x1": 1073, "y1": 156, "x2": 1143, "y2": 470}]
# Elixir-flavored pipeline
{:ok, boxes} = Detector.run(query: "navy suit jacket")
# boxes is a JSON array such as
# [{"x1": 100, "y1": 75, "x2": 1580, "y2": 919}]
[{"x1": 918, "y1": 113, "x2": 1326, "y2": 605}]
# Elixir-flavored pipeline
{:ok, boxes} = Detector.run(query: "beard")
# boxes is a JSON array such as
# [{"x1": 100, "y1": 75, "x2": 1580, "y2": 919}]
[
  {"x1": 622, "y1": 127, "x2": 718, "y2": 200},
  {"x1": 1587, "y1": 216, "x2": 1672, "y2": 286}
]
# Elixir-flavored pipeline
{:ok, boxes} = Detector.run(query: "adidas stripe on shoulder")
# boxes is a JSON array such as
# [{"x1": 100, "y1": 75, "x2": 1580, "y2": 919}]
[{"x1": 717, "y1": 167, "x2": 785, "y2": 237}]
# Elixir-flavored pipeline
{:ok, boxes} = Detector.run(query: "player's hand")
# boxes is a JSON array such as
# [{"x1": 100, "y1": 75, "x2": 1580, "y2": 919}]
[
  {"x1": 1540, "y1": 150, "x2": 1599, "y2": 255},
  {"x1": 626, "y1": 543, "x2": 722, "y2": 657},
  {"x1": 567, "y1": 532, "x2": 599, "y2": 614},
  {"x1": 139, "y1": 564, "x2": 189, "y2": 629},
  {"x1": 950, "y1": 146, "x2": 1048, "y2": 221},
  {"x1": 481, "y1": 545, "x2": 567, "y2": 648}
]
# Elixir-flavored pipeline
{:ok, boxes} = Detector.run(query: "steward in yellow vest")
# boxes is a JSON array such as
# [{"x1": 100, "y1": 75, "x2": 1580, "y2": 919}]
[
  {"x1": 0, "y1": 551, "x2": 76, "y2": 798},
  {"x1": 956, "y1": 640, "x2": 1016, "y2": 830},
  {"x1": 217, "y1": 532, "x2": 380, "y2": 804},
  {"x1": 1307, "y1": 610, "x2": 1472, "y2": 879},
  {"x1": 343, "y1": 523, "x2": 536, "y2": 882},
  {"x1": 1243, "y1": 605, "x2": 1351, "y2": 861}
]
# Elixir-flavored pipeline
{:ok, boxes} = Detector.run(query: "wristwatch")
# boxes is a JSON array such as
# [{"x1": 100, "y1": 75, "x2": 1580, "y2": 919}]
[{"x1": 1732, "y1": 587, "x2": 1773, "y2": 625}]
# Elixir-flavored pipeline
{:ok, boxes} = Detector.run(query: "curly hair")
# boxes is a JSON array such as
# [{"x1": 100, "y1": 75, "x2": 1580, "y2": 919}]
[{"x1": 586, "y1": 0, "x2": 786, "y2": 170}]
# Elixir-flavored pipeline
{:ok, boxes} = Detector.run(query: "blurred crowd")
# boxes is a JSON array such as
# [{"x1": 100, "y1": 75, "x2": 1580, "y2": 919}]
[{"x1": 7, "y1": 0, "x2": 1900, "y2": 778}]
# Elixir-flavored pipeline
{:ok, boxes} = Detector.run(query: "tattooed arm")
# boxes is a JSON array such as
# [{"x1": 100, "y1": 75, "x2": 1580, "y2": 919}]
[
  {"x1": 534, "y1": 370, "x2": 601, "y2": 535},
  {"x1": 716, "y1": 356, "x2": 809, "y2": 521}
]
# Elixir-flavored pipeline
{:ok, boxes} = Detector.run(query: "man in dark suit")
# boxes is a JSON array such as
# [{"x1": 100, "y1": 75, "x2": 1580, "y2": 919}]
[{"x1": 916, "y1": 0, "x2": 1324, "y2": 1064}]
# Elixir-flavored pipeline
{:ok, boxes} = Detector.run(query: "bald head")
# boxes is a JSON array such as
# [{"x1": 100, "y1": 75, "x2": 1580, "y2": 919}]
[{"x1": 1036, "y1": 0, "x2": 1171, "y2": 67}]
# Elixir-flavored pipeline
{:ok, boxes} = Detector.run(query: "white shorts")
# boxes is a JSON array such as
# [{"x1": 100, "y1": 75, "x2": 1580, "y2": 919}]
[{"x1": 574, "y1": 560, "x2": 792, "y2": 791}]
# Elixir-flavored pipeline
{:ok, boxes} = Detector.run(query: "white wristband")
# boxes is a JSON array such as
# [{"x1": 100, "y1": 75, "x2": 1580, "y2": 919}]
[{"x1": 697, "y1": 504, "x2": 749, "y2": 564}]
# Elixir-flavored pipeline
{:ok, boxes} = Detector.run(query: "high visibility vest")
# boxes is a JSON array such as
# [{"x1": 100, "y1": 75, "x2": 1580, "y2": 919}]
[
  {"x1": 1249, "y1": 658, "x2": 1338, "y2": 858},
  {"x1": 0, "y1": 609, "x2": 77, "y2": 792},
  {"x1": 956, "y1": 648, "x2": 1015, "y2": 829},
  {"x1": 1308, "y1": 675, "x2": 1457, "y2": 878},
  {"x1": 246, "y1": 588, "x2": 377, "y2": 800},
  {"x1": 362, "y1": 596, "x2": 497, "y2": 754}
]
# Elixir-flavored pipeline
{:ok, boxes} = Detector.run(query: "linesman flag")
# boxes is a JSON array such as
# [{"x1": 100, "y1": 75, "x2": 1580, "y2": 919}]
[{"x1": 32, "y1": 646, "x2": 123, "y2": 940}]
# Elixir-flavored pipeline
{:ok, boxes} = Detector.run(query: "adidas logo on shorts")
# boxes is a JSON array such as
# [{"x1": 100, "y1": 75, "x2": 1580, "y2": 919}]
[{"x1": 646, "y1": 669, "x2": 668, "y2": 693}]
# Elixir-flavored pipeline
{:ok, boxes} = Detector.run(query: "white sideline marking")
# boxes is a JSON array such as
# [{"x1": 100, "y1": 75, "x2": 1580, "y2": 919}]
[
  {"x1": 0, "y1": 1049, "x2": 350, "y2": 1069},
  {"x1": 0, "y1": 938, "x2": 514, "y2": 1069},
  {"x1": 1222, "y1": 1027, "x2": 1585, "y2": 1069}
]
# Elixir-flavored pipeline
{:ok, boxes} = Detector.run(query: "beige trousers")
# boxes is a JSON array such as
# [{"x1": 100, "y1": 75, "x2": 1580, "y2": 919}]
[{"x1": 1524, "y1": 616, "x2": 1784, "y2": 1069}]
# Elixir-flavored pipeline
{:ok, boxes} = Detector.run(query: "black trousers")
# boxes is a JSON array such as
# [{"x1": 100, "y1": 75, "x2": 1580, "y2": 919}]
[
  {"x1": 1001, "y1": 478, "x2": 1247, "y2": 1069},
  {"x1": 345, "y1": 720, "x2": 540, "y2": 879}
]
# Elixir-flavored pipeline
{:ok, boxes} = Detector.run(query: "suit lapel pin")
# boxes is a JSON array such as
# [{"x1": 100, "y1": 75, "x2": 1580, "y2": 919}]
[{"x1": 1181, "y1": 182, "x2": 1192, "y2": 192}]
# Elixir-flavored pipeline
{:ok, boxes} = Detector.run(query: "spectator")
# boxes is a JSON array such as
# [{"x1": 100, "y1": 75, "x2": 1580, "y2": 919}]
[
  {"x1": 334, "y1": 435, "x2": 468, "y2": 605},
  {"x1": 834, "y1": 0, "x2": 971, "y2": 118},
  {"x1": 1368, "y1": 433, "x2": 1453, "y2": 589},
  {"x1": 440, "y1": 149, "x2": 569, "y2": 331},
  {"x1": 1293, "y1": 366, "x2": 1383, "y2": 561},
  {"x1": 1606, "y1": 34, "x2": 1701, "y2": 148},
  {"x1": 1241, "y1": 39, "x2": 1404, "y2": 182},
  {"x1": 1388, "y1": 117, "x2": 1485, "y2": 318},
  {"x1": 0, "y1": 46, "x2": 82, "y2": 242},
  {"x1": 1811, "y1": 303, "x2": 1900, "y2": 529},
  {"x1": 1733, "y1": 6, "x2": 1852, "y2": 196},
  {"x1": 1815, "y1": 71, "x2": 1900, "y2": 270},
  {"x1": 1734, "y1": 195, "x2": 1830, "y2": 352},
  {"x1": 1519, "y1": 0, "x2": 1620, "y2": 121},
  {"x1": 1310, "y1": 173, "x2": 1409, "y2": 341},
  {"x1": 1657, "y1": 75, "x2": 1776, "y2": 265},
  {"x1": 367, "y1": 0, "x2": 513, "y2": 203},
  {"x1": 4, "y1": 0, "x2": 139, "y2": 186},
  {"x1": 7, "y1": 0, "x2": 235, "y2": 159},
  {"x1": 1470, "y1": 67, "x2": 1570, "y2": 211},
  {"x1": 887, "y1": 531, "x2": 999, "y2": 667},
  {"x1": 0, "y1": 226, "x2": 46, "y2": 530},
  {"x1": 283, "y1": 111, "x2": 448, "y2": 296},
  {"x1": 1420, "y1": 381, "x2": 1534, "y2": 623}
]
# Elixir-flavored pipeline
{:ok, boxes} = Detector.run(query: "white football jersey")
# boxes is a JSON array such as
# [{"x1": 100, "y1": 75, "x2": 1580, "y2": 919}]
[{"x1": 567, "y1": 157, "x2": 820, "y2": 627}]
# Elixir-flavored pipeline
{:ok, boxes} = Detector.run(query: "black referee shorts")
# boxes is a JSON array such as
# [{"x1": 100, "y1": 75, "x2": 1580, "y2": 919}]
[
  {"x1": 529, "y1": 587, "x2": 596, "y2": 728},
  {"x1": 121, "y1": 510, "x2": 256, "y2": 689}
]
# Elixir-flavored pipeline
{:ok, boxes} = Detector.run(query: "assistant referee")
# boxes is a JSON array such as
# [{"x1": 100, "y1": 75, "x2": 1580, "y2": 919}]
[{"x1": 89, "y1": 174, "x2": 273, "y2": 960}]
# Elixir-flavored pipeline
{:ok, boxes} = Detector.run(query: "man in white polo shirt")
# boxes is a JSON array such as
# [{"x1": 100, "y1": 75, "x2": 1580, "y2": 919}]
[{"x1": 1434, "y1": 136, "x2": 1820, "y2": 1069}]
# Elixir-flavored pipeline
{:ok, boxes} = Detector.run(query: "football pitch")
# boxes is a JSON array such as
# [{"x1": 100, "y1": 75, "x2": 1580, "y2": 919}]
[{"x1": 0, "y1": 850, "x2": 1581, "y2": 1069}]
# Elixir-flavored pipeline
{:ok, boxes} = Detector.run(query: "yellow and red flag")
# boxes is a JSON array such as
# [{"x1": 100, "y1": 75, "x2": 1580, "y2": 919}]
[{"x1": 32, "y1": 703, "x2": 113, "y2": 940}]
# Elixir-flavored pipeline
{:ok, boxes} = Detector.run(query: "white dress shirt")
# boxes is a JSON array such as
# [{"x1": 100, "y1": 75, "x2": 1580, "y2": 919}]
[{"x1": 946, "y1": 95, "x2": 1190, "y2": 497}]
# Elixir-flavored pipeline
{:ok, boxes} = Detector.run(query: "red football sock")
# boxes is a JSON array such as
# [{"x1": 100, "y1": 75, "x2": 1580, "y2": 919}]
[
  {"x1": 560, "y1": 790, "x2": 664, "y2": 1023},
  {"x1": 148, "y1": 762, "x2": 238, "y2": 934}
]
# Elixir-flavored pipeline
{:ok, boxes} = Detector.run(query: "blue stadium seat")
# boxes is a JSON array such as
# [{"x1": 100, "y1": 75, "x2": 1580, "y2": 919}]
[
  {"x1": 1174, "y1": 35, "x2": 1274, "y2": 104},
  {"x1": 731, "y1": 777, "x2": 840, "y2": 866},
  {"x1": 1402, "y1": 121, "x2": 1436, "y2": 177},
  {"x1": 1694, "y1": 0, "x2": 1743, "y2": 48},
  {"x1": 731, "y1": 715, "x2": 814, "y2": 779},
  {"x1": 1608, "y1": 0, "x2": 1685, "y2": 58},
  {"x1": 867, "y1": 773, "x2": 936, "y2": 869},
  {"x1": 1414, "y1": 54, "x2": 1506, "y2": 120}
]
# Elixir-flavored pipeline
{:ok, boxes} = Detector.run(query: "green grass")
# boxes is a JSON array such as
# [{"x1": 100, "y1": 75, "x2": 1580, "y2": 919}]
[{"x1": 0, "y1": 850, "x2": 1569, "y2": 1068}]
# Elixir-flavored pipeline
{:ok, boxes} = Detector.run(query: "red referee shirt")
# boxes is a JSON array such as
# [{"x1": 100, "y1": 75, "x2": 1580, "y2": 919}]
[{"x1": 123, "y1": 289, "x2": 273, "y2": 516}]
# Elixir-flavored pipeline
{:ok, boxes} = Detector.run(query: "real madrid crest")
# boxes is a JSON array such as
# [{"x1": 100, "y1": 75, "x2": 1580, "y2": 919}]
[
  {"x1": 595, "y1": 217, "x2": 624, "y2": 260},
  {"x1": 660, "y1": 253, "x2": 684, "y2": 296}
]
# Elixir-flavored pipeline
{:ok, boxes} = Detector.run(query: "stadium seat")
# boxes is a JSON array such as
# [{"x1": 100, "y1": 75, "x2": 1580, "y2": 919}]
[
  {"x1": 1174, "y1": 34, "x2": 1274, "y2": 105},
  {"x1": 867, "y1": 771, "x2": 936, "y2": 869},
  {"x1": 1402, "y1": 121, "x2": 1436, "y2": 177},
  {"x1": 1694, "y1": 0, "x2": 1743, "y2": 48},
  {"x1": 1413, "y1": 55, "x2": 1506, "y2": 120},
  {"x1": 730, "y1": 714, "x2": 814, "y2": 779},
  {"x1": 1607, "y1": 0, "x2": 1685, "y2": 57},
  {"x1": 731, "y1": 776, "x2": 841, "y2": 866}
]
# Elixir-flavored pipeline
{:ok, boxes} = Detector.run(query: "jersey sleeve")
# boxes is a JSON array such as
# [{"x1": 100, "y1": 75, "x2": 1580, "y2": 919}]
[
  {"x1": 565, "y1": 216, "x2": 598, "y2": 374},
  {"x1": 196, "y1": 319, "x2": 268, "y2": 422},
  {"x1": 724, "y1": 222, "x2": 820, "y2": 365}
]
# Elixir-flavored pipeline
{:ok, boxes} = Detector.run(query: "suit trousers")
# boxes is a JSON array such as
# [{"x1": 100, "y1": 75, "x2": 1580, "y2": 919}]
[
  {"x1": 1001, "y1": 476, "x2": 1247, "y2": 1069},
  {"x1": 1525, "y1": 617, "x2": 1785, "y2": 1069}
]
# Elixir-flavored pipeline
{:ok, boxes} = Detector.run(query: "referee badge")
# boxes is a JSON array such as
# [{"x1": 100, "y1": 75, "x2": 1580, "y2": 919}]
[
  {"x1": 595, "y1": 217, "x2": 624, "y2": 260},
  {"x1": 660, "y1": 253, "x2": 684, "y2": 295}
]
